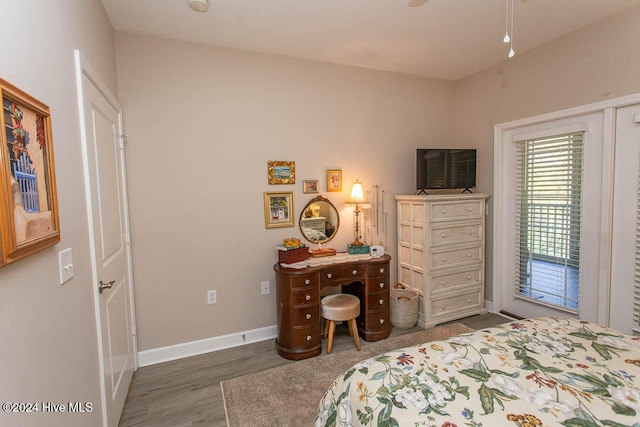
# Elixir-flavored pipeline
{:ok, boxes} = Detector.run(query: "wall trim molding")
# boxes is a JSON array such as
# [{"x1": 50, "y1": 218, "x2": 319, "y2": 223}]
[{"x1": 138, "y1": 324, "x2": 277, "y2": 367}]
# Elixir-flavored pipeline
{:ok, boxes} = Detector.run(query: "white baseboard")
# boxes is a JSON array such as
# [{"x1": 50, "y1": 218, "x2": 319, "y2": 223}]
[
  {"x1": 138, "y1": 324, "x2": 278, "y2": 367},
  {"x1": 484, "y1": 300, "x2": 494, "y2": 313}
]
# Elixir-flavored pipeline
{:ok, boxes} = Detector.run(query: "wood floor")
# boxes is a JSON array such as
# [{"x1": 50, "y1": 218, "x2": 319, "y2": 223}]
[{"x1": 118, "y1": 312, "x2": 508, "y2": 426}]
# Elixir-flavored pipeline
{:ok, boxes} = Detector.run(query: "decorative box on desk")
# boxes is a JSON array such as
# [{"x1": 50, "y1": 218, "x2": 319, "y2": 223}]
[
  {"x1": 277, "y1": 245, "x2": 309, "y2": 264},
  {"x1": 348, "y1": 244, "x2": 370, "y2": 254}
]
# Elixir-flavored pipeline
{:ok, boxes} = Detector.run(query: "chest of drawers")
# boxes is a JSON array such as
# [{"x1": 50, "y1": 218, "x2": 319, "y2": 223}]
[
  {"x1": 396, "y1": 194, "x2": 489, "y2": 328},
  {"x1": 274, "y1": 255, "x2": 391, "y2": 360}
]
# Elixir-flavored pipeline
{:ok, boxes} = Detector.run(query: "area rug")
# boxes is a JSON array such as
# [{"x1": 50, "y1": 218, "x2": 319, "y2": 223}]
[{"x1": 221, "y1": 323, "x2": 473, "y2": 427}]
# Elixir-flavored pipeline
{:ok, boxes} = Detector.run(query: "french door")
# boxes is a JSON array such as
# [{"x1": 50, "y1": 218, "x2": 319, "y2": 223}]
[{"x1": 495, "y1": 111, "x2": 606, "y2": 322}]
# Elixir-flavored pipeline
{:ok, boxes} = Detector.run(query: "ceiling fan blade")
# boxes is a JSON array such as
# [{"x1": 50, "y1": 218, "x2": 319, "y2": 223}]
[{"x1": 408, "y1": 0, "x2": 429, "y2": 7}]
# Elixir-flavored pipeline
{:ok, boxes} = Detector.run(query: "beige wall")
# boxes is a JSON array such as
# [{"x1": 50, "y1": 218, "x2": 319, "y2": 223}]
[
  {"x1": 0, "y1": 1, "x2": 117, "y2": 426},
  {"x1": 114, "y1": 32, "x2": 454, "y2": 351},
  {"x1": 454, "y1": 5, "x2": 640, "y2": 301}
]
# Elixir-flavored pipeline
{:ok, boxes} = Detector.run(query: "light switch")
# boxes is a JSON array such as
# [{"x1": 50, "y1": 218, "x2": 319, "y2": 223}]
[{"x1": 58, "y1": 248, "x2": 74, "y2": 285}]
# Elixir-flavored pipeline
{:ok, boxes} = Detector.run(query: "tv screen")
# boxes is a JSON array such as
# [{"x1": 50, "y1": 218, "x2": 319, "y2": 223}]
[{"x1": 417, "y1": 149, "x2": 476, "y2": 192}]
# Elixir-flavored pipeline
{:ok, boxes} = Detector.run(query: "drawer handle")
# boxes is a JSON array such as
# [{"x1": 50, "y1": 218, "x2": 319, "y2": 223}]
[
  {"x1": 441, "y1": 257, "x2": 446, "y2": 263},
  {"x1": 467, "y1": 274, "x2": 472, "y2": 280},
  {"x1": 379, "y1": 282, "x2": 385, "y2": 289},
  {"x1": 441, "y1": 304, "x2": 446, "y2": 310},
  {"x1": 441, "y1": 209, "x2": 447, "y2": 215},
  {"x1": 441, "y1": 233, "x2": 446, "y2": 238},
  {"x1": 379, "y1": 299, "x2": 384, "y2": 305},
  {"x1": 467, "y1": 253, "x2": 472, "y2": 258},
  {"x1": 440, "y1": 281, "x2": 446, "y2": 287},
  {"x1": 327, "y1": 273, "x2": 332, "y2": 279},
  {"x1": 352, "y1": 269, "x2": 358, "y2": 275},
  {"x1": 306, "y1": 335, "x2": 312, "y2": 341},
  {"x1": 467, "y1": 298, "x2": 472, "y2": 304},
  {"x1": 379, "y1": 268, "x2": 385, "y2": 273},
  {"x1": 306, "y1": 314, "x2": 312, "y2": 320},
  {"x1": 468, "y1": 207, "x2": 473, "y2": 212},
  {"x1": 380, "y1": 319, "x2": 385, "y2": 324},
  {"x1": 305, "y1": 295, "x2": 311, "y2": 301},
  {"x1": 304, "y1": 279, "x2": 311, "y2": 285}
]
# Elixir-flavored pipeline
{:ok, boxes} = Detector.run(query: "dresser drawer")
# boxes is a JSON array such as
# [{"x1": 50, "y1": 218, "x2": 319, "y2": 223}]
[
  {"x1": 291, "y1": 274, "x2": 318, "y2": 289},
  {"x1": 366, "y1": 275, "x2": 389, "y2": 293},
  {"x1": 292, "y1": 287, "x2": 319, "y2": 307},
  {"x1": 430, "y1": 267, "x2": 481, "y2": 293},
  {"x1": 429, "y1": 200, "x2": 484, "y2": 222},
  {"x1": 430, "y1": 289, "x2": 482, "y2": 316},
  {"x1": 365, "y1": 309, "x2": 389, "y2": 330},
  {"x1": 429, "y1": 222, "x2": 482, "y2": 247},
  {"x1": 366, "y1": 291, "x2": 389, "y2": 311},
  {"x1": 430, "y1": 244, "x2": 482, "y2": 270},
  {"x1": 321, "y1": 264, "x2": 366, "y2": 284}
]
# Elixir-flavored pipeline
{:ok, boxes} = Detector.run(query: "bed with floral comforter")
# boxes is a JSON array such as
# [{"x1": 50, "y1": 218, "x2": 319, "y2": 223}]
[{"x1": 315, "y1": 317, "x2": 640, "y2": 427}]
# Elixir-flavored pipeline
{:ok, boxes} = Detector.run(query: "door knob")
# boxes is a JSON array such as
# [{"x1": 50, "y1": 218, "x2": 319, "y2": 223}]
[{"x1": 98, "y1": 280, "x2": 115, "y2": 293}]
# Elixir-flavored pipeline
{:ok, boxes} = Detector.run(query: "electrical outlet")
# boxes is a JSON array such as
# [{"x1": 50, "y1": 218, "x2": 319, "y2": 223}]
[
  {"x1": 207, "y1": 290, "x2": 217, "y2": 304},
  {"x1": 261, "y1": 281, "x2": 270, "y2": 295}
]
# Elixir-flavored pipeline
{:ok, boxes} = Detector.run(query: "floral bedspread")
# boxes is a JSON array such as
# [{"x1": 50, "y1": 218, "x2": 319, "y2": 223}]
[{"x1": 315, "y1": 317, "x2": 640, "y2": 427}]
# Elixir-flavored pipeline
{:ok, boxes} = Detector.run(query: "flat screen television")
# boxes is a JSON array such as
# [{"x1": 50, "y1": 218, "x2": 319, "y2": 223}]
[{"x1": 417, "y1": 148, "x2": 477, "y2": 193}]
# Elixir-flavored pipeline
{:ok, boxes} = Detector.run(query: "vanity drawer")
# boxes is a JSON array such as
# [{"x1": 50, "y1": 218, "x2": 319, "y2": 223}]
[
  {"x1": 290, "y1": 306, "x2": 319, "y2": 326},
  {"x1": 429, "y1": 222, "x2": 482, "y2": 247},
  {"x1": 364, "y1": 309, "x2": 389, "y2": 331},
  {"x1": 367, "y1": 263, "x2": 389, "y2": 278},
  {"x1": 430, "y1": 289, "x2": 482, "y2": 316},
  {"x1": 290, "y1": 324, "x2": 320, "y2": 348},
  {"x1": 429, "y1": 200, "x2": 484, "y2": 222},
  {"x1": 430, "y1": 267, "x2": 481, "y2": 293},
  {"x1": 366, "y1": 275, "x2": 389, "y2": 293},
  {"x1": 429, "y1": 244, "x2": 482, "y2": 270},
  {"x1": 291, "y1": 274, "x2": 318, "y2": 289},
  {"x1": 291, "y1": 287, "x2": 319, "y2": 307},
  {"x1": 321, "y1": 264, "x2": 366, "y2": 284},
  {"x1": 366, "y1": 291, "x2": 389, "y2": 311}
]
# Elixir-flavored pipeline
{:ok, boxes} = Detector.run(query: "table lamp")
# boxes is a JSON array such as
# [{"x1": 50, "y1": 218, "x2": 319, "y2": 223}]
[{"x1": 346, "y1": 180, "x2": 371, "y2": 253}]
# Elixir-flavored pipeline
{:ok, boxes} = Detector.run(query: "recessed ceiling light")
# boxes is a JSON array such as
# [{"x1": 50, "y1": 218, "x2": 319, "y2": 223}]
[{"x1": 188, "y1": 0, "x2": 209, "y2": 13}]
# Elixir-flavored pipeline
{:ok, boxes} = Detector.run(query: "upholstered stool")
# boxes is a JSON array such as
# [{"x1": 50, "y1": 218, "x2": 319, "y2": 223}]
[{"x1": 321, "y1": 294, "x2": 361, "y2": 354}]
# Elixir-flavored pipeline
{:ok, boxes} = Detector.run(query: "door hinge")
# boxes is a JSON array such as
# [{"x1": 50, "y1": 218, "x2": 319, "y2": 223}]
[
  {"x1": 117, "y1": 134, "x2": 128, "y2": 149},
  {"x1": 125, "y1": 233, "x2": 131, "y2": 245},
  {"x1": 131, "y1": 323, "x2": 137, "y2": 337}
]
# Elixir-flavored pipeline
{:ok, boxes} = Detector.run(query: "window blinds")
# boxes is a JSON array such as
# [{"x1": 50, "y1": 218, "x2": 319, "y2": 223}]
[{"x1": 515, "y1": 132, "x2": 584, "y2": 312}]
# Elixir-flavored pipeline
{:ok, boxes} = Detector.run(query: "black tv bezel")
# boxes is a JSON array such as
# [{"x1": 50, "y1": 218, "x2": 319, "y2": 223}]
[{"x1": 416, "y1": 148, "x2": 477, "y2": 192}]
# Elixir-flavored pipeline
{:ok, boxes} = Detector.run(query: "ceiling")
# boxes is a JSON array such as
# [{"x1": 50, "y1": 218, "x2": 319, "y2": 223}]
[{"x1": 100, "y1": 0, "x2": 640, "y2": 81}]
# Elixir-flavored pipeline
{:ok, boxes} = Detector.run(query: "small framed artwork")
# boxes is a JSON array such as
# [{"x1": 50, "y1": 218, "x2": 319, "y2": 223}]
[
  {"x1": 302, "y1": 179, "x2": 319, "y2": 194},
  {"x1": 0, "y1": 78, "x2": 60, "y2": 268},
  {"x1": 268, "y1": 160, "x2": 295, "y2": 185},
  {"x1": 326, "y1": 169, "x2": 342, "y2": 192},
  {"x1": 264, "y1": 192, "x2": 295, "y2": 228}
]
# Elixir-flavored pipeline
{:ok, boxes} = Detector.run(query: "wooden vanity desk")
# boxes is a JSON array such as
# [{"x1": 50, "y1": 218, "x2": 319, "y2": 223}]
[{"x1": 274, "y1": 254, "x2": 391, "y2": 360}]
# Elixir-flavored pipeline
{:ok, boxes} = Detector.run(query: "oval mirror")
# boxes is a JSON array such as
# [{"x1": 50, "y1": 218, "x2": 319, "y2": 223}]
[{"x1": 299, "y1": 195, "x2": 340, "y2": 244}]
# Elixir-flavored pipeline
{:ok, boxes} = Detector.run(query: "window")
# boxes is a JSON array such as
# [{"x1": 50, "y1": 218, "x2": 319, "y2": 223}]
[{"x1": 515, "y1": 132, "x2": 584, "y2": 312}]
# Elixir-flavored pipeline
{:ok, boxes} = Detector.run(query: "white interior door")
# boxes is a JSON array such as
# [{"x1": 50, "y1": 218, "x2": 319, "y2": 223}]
[
  {"x1": 495, "y1": 112, "x2": 606, "y2": 322},
  {"x1": 76, "y1": 52, "x2": 136, "y2": 426},
  {"x1": 610, "y1": 103, "x2": 640, "y2": 334}
]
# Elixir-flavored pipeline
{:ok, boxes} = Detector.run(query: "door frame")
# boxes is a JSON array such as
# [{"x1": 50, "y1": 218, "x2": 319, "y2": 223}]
[
  {"x1": 493, "y1": 92, "x2": 640, "y2": 325},
  {"x1": 74, "y1": 50, "x2": 138, "y2": 426}
]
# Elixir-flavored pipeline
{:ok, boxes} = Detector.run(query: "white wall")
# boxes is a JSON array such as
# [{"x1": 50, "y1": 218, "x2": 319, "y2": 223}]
[
  {"x1": 0, "y1": 1, "x2": 117, "y2": 426},
  {"x1": 114, "y1": 32, "x2": 455, "y2": 351},
  {"x1": 454, "y1": 5, "x2": 640, "y2": 301}
]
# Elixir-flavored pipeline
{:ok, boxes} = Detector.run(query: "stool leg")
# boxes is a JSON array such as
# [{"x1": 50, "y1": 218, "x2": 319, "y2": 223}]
[
  {"x1": 347, "y1": 319, "x2": 355, "y2": 337},
  {"x1": 349, "y1": 319, "x2": 361, "y2": 351},
  {"x1": 327, "y1": 320, "x2": 336, "y2": 354},
  {"x1": 323, "y1": 318, "x2": 330, "y2": 339}
]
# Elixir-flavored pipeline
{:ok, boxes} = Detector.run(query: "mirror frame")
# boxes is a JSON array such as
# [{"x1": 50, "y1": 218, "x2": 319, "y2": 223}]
[{"x1": 299, "y1": 195, "x2": 339, "y2": 244}]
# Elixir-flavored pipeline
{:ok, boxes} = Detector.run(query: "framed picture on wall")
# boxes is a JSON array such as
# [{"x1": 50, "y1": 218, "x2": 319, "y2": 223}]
[
  {"x1": 268, "y1": 160, "x2": 296, "y2": 185},
  {"x1": 0, "y1": 78, "x2": 60, "y2": 268},
  {"x1": 326, "y1": 169, "x2": 342, "y2": 192},
  {"x1": 302, "y1": 179, "x2": 319, "y2": 194},
  {"x1": 264, "y1": 192, "x2": 294, "y2": 228}
]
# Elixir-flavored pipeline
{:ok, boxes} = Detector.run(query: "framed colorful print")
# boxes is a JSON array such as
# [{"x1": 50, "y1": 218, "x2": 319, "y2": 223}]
[
  {"x1": 264, "y1": 192, "x2": 294, "y2": 228},
  {"x1": 268, "y1": 160, "x2": 295, "y2": 185},
  {"x1": 326, "y1": 169, "x2": 342, "y2": 192},
  {"x1": 302, "y1": 179, "x2": 319, "y2": 194},
  {"x1": 0, "y1": 78, "x2": 60, "y2": 268}
]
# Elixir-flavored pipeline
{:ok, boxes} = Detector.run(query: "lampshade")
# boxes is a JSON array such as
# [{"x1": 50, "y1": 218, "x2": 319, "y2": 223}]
[{"x1": 347, "y1": 180, "x2": 367, "y2": 205}]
